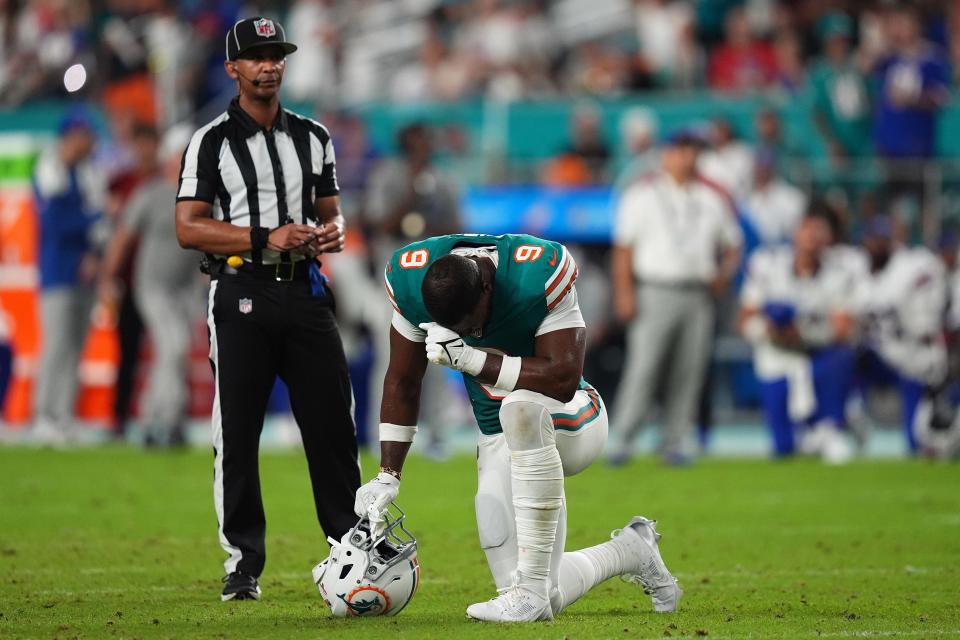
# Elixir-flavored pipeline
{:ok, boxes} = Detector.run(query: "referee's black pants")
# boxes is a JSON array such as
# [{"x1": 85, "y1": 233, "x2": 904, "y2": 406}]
[{"x1": 207, "y1": 268, "x2": 360, "y2": 577}]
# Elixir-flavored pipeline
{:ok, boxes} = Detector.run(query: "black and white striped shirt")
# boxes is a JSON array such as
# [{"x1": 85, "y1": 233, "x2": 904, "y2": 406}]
[{"x1": 177, "y1": 97, "x2": 339, "y2": 264}]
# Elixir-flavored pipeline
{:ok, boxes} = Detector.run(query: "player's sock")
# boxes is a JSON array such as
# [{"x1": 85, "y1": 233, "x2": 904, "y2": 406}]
[
  {"x1": 511, "y1": 444, "x2": 564, "y2": 598},
  {"x1": 552, "y1": 540, "x2": 625, "y2": 611}
]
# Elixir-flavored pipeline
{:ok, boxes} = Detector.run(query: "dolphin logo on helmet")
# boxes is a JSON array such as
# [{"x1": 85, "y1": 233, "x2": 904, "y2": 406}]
[{"x1": 313, "y1": 503, "x2": 419, "y2": 617}]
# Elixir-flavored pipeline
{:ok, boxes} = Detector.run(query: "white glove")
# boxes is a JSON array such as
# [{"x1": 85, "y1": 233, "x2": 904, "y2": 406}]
[
  {"x1": 354, "y1": 472, "x2": 400, "y2": 538},
  {"x1": 419, "y1": 322, "x2": 487, "y2": 376}
]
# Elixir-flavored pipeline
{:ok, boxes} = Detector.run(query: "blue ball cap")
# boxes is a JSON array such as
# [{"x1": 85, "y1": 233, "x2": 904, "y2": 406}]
[
  {"x1": 57, "y1": 107, "x2": 95, "y2": 137},
  {"x1": 664, "y1": 127, "x2": 707, "y2": 148}
]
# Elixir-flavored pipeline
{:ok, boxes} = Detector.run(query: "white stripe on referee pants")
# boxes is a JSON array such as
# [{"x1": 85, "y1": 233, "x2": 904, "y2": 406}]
[{"x1": 207, "y1": 280, "x2": 242, "y2": 574}]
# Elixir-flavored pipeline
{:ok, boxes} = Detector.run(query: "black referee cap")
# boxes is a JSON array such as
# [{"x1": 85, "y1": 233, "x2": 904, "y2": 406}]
[{"x1": 226, "y1": 17, "x2": 297, "y2": 61}]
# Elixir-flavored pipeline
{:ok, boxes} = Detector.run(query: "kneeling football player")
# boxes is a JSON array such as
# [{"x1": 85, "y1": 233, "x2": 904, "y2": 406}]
[{"x1": 355, "y1": 233, "x2": 682, "y2": 622}]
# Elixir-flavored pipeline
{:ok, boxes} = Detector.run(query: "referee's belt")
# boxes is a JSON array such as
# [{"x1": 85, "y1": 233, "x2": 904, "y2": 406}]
[{"x1": 213, "y1": 258, "x2": 311, "y2": 282}]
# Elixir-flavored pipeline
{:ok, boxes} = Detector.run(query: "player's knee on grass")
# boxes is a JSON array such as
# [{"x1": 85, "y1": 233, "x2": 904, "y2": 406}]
[{"x1": 499, "y1": 390, "x2": 555, "y2": 451}]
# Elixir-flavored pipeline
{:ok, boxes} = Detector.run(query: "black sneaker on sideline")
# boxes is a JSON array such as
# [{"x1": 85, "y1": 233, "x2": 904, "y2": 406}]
[{"x1": 221, "y1": 572, "x2": 261, "y2": 601}]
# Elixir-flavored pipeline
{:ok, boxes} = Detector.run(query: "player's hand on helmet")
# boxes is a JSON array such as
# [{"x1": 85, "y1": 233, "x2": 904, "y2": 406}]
[
  {"x1": 419, "y1": 322, "x2": 486, "y2": 376},
  {"x1": 354, "y1": 472, "x2": 400, "y2": 537}
]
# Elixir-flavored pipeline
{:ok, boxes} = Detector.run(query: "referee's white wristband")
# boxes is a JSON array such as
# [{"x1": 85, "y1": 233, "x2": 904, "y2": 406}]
[
  {"x1": 495, "y1": 356, "x2": 522, "y2": 392},
  {"x1": 379, "y1": 422, "x2": 417, "y2": 443}
]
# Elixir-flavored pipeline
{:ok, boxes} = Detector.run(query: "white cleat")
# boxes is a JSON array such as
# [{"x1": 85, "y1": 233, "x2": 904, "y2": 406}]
[
  {"x1": 466, "y1": 583, "x2": 554, "y2": 622},
  {"x1": 612, "y1": 516, "x2": 683, "y2": 612}
]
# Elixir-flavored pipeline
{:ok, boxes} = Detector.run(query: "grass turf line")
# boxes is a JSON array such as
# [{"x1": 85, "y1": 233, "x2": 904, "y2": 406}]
[{"x1": 0, "y1": 447, "x2": 958, "y2": 639}]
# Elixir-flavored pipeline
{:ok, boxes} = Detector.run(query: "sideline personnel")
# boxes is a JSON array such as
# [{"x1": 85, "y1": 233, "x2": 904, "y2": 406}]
[
  {"x1": 175, "y1": 17, "x2": 360, "y2": 602},
  {"x1": 608, "y1": 130, "x2": 742, "y2": 466}
]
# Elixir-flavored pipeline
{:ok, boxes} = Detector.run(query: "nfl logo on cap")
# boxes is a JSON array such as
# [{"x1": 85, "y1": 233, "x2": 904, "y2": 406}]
[
  {"x1": 253, "y1": 18, "x2": 275, "y2": 37},
  {"x1": 226, "y1": 17, "x2": 297, "y2": 60}
]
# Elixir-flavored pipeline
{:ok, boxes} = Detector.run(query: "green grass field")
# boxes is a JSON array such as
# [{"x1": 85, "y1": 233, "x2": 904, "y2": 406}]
[{"x1": 1, "y1": 447, "x2": 958, "y2": 640}]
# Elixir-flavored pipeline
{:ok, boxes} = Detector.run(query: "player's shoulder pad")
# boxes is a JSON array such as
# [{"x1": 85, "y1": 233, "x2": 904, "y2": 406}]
[
  {"x1": 908, "y1": 246, "x2": 946, "y2": 282},
  {"x1": 504, "y1": 235, "x2": 578, "y2": 312},
  {"x1": 384, "y1": 238, "x2": 433, "y2": 313}
]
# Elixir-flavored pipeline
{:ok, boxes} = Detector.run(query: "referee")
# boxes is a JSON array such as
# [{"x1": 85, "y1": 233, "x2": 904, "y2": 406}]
[{"x1": 175, "y1": 17, "x2": 360, "y2": 602}]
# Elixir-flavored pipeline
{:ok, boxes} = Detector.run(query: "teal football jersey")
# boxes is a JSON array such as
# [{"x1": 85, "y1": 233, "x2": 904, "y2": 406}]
[{"x1": 384, "y1": 234, "x2": 585, "y2": 435}]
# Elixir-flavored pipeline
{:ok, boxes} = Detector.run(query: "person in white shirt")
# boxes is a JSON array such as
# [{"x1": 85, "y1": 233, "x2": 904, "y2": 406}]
[
  {"x1": 697, "y1": 117, "x2": 754, "y2": 204},
  {"x1": 609, "y1": 130, "x2": 742, "y2": 465},
  {"x1": 744, "y1": 148, "x2": 807, "y2": 246},
  {"x1": 738, "y1": 211, "x2": 859, "y2": 461},
  {"x1": 854, "y1": 217, "x2": 948, "y2": 453}
]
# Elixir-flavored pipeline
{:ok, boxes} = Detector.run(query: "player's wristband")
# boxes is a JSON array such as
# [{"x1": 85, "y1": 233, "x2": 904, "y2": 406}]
[
  {"x1": 379, "y1": 467, "x2": 402, "y2": 481},
  {"x1": 458, "y1": 346, "x2": 487, "y2": 377},
  {"x1": 379, "y1": 422, "x2": 417, "y2": 443},
  {"x1": 250, "y1": 226, "x2": 270, "y2": 252},
  {"x1": 495, "y1": 355, "x2": 522, "y2": 392}
]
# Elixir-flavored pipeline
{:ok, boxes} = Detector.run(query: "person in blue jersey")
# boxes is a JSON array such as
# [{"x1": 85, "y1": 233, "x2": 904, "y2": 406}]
[{"x1": 30, "y1": 109, "x2": 105, "y2": 445}]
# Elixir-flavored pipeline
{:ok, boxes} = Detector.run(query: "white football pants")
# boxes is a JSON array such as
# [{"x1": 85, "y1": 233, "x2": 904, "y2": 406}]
[{"x1": 475, "y1": 387, "x2": 608, "y2": 610}]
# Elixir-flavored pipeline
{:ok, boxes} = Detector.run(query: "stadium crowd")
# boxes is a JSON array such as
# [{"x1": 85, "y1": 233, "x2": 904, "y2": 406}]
[
  {"x1": 1, "y1": 0, "x2": 959, "y2": 461},
  {"x1": 1, "y1": 0, "x2": 958, "y2": 107}
]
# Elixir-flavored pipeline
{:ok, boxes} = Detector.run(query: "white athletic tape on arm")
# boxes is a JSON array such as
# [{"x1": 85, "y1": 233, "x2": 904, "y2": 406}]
[
  {"x1": 495, "y1": 356, "x2": 522, "y2": 392},
  {"x1": 379, "y1": 423, "x2": 417, "y2": 442}
]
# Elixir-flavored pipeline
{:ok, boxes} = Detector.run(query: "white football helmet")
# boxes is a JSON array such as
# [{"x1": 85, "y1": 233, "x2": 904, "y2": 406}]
[{"x1": 312, "y1": 503, "x2": 419, "y2": 617}]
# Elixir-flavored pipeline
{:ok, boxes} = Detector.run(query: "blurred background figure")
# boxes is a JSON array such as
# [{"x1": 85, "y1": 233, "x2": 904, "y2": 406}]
[
  {"x1": 284, "y1": 0, "x2": 339, "y2": 106},
  {"x1": 542, "y1": 105, "x2": 611, "y2": 187},
  {"x1": 854, "y1": 216, "x2": 948, "y2": 454},
  {"x1": 698, "y1": 116, "x2": 754, "y2": 204},
  {"x1": 738, "y1": 209, "x2": 858, "y2": 462},
  {"x1": 910, "y1": 229, "x2": 960, "y2": 460},
  {"x1": 753, "y1": 107, "x2": 802, "y2": 161},
  {"x1": 772, "y1": 27, "x2": 805, "y2": 95},
  {"x1": 102, "y1": 121, "x2": 162, "y2": 438},
  {"x1": 810, "y1": 12, "x2": 871, "y2": 169},
  {"x1": 745, "y1": 148, "x2": 807, "y2": 247},
  {"x1": 365, "y1": 123, "x2": 463, "y2": 264},
  {"x1": 872, "y1": 4, "x2": 949, "y2": 229},
  {"x1": 611, "y1": 106, "x2": 660, "y2": 193},
  {"x1": 362, "y1": 122, "x2": 466, "y2": 457},
  {"x1": 97, "y1": 124, "x2": 199, "y2": 447},
  {"x1": 633, "y1": 0, "x2": 702, "y2": 90},
  {"x1": 608, "y1": 130, "x2": 742, "y2": 465},
  {"x1": 707, "y1": 5, "x2": 776, "y2": 93},
  {"x1": 30, "y1": 110, "x2": 104, "y2": 445}
]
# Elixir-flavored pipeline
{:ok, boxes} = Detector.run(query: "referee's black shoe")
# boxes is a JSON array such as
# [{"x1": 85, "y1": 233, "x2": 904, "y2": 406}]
[{"x1": 221, "y1": 571, "x2": 261, "y2": 601}]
